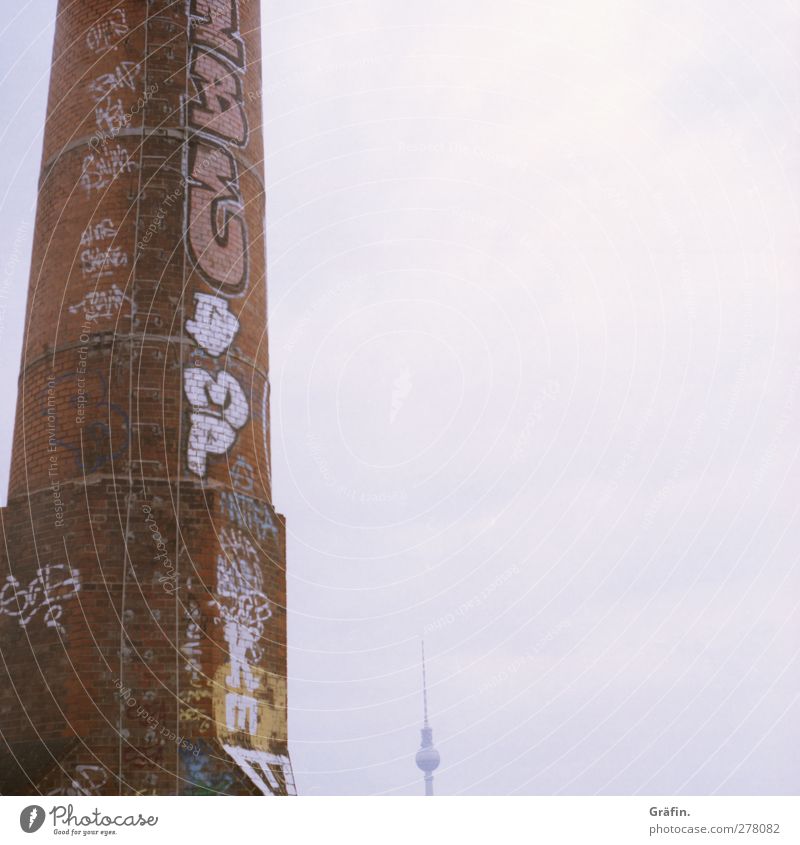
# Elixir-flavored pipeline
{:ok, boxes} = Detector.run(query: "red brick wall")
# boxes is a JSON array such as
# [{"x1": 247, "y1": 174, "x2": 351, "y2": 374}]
[{"x1": 0, "y1": 0, "x2": 292, "y2": 796}]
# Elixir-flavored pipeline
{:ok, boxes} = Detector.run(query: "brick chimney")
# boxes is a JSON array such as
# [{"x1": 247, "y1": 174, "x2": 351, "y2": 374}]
[{"x1": 0, "y1": 0, "x2": 294, "y2": 796}]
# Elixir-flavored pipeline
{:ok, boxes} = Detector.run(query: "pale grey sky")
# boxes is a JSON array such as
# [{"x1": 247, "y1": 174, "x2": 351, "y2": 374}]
[{"x1": 0, "y1": 1, "x2": 798, "y2": 795}]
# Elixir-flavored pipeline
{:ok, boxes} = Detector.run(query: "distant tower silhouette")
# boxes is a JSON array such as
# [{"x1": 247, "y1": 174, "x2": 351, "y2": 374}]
[{"x1": 414, "y1": 641, "x2": 440, "y2": 795}]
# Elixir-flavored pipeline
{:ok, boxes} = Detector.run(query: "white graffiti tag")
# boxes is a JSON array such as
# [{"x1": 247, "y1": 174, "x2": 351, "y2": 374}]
[
  {"x1": 185, "y1": 293, "x2": 240, "y2": 357},
  {"x1": 89, "y1": 62, "x2": 141, "y2": 99},
  {"x1": 189, "y1": 1, "x2": 246, "y2": 68},
  {"x1": 184, "y1": 370, "x2": 248, "y2": 477},
  {"x1": 185, "y1": 140, "x2": 248, "y2": 293},
  {"x1": 69, "y1": 283, "x2": 134, "y2": 324},
  {"x1": 182, "y1": 0, "x2": 251, "y2": 479},
  {"x1": 184, "y1": 0, "x2": 291, "y2": 792},
  {"x1": 94, "y1": 97, "x2": 128, "y2": 135},
  {"x1": 216, "y1": 528, "x2": 272, "y2": 630},
  {"x1": 215, "y1": 528, "x2": 272, "y2": 736},
  {"x1": 182, "y1": 598, "x2": 203, "y2": 683},
  {"x1": 47, "y1": 765, "x2": 108, "y2": 796},
  {"x1": 86, "y1": 9, "x2": 129, "y2": 54},
  {"x1": 81, "y1": 145, "x2": 135, "y2": 194},
  {"x1": 80, "y1": 245, "x2": 128, "y2": 278},
  {"x1": 0, "y1": 565, "x2": 81, "y2": 634},
  {"x1": 81, "y1": 218, "x2": 118, "y2": 246},
  {"x1": 222, "y1": 745, "x2": 294, "y2": 796}
]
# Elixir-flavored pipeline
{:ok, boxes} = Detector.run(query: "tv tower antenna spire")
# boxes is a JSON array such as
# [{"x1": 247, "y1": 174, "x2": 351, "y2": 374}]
[{"x1": 415, "y1": 640, "x2": 440, "y2": 795}]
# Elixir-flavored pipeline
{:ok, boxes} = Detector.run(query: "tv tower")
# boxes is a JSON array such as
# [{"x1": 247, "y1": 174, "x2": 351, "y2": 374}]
[{"x1": 414, "y1": 641, "x2": 440, "y2": 796}]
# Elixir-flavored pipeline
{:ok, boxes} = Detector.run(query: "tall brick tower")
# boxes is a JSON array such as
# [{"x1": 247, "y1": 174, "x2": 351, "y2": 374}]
[{"x1": 0, "y1": 1, "x2": 294, "y2": 796}]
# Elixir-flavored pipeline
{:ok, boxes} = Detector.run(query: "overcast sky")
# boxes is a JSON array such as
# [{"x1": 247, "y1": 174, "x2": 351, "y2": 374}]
[{"x1": 0, "y1": 0, "x2": 799, "y2": 795}]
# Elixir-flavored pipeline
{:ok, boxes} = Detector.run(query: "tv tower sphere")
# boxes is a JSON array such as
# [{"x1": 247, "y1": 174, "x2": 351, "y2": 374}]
[{"x1": 415, "y1": 733, "x2": 441, "y2": 773}]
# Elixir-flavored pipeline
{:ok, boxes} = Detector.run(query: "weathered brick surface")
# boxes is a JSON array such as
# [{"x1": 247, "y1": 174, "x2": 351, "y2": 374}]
[{"x1": 0, "y1": 0, "x2": 292, "y2": 796}]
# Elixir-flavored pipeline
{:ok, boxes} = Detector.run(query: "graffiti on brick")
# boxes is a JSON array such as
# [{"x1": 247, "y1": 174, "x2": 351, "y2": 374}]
[
  {"x1": 80, "y1": 243, "x2": 128, "y2": 278},
  {"x1": 184, "y1": 369, "x2": 249, "y2": 477},
  {"x1": 185, "y1": 292, "x2": 239, "y2": 356},
  {"x1": 189, "y1": 1, "x2": 246, "y2": 70},
  {"x1": 80, "y1": 218, "x2": 118, "y2": 246},
  {"x1": 89, "y1": 62, "x2": 141, "y2": 100},
  {"x1": 181, "y1": 740, "x2": 237, "y2": 795},
  {"x1": 88, "y1": 58, "x2": 149, "y2": 144},
  {"x1": 182, "y1": 597, "x2": 203, "y2": 683},
  {"x1": 0, "y1": 565, "x2": 81, "y2": 634},
  {"x1": 188, "y1": 49, "x2": 248, "y2": 146},
  {"x1": 182, "y1": 0, "x2": 254, "y2": 480},
  {"x1": 185, "y1": 139, "x2": 248, "y2": 294},
  {"x1": 47, "y1": 764, "x2": 108, "y2": 796},
  {"x1": 80, "y1": 144, "x2": 135, "y2": 194},
  {"x1": 181, "y1": 0, "x2": 290, "y2": 792},
  {"x1": 222, "y1": 745, "x2": 293, "y2": 796},
  {"x1": 229, "y1": 455, "x2": 254, "y2": 492},
  {"x1": 211, "y1": 527, "x2": 279, "y2": 744},
  {"x1": 219, "y1": 490, "x2": 277, "y2": 544},
  {"x1": 94, "y1": 97, "x2": 128, "y2": 135},
  {"x1": 70, "y1": 218, "x2": 132, "y2": 323},
  {"x1": 69, "y1": 283, "x2": 134, "y2": 324},
  {"x1": 179, "y1": 590, "x2": 213, "y2": 733},
  {"x1": 216, "y1": 527, "x2": 272, "y2": 623},
  {"x1": 86, "y1": 8, "x2": 129, "y2": 55}
]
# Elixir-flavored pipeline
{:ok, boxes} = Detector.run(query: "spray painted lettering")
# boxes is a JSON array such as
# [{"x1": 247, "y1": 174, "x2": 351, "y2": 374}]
[
  {"x1": 89, "y1": 62, "x2": 141, "y2": 100},
  {"x1": 70, "y1": 219, "x2": 132, "y2": 323},
  {"x1": 80, "y1": 144, "x2": 135, "y2": 194},
  {"x1": 183, "y1": 0, "x2": 291, "y2": 793},
  {"x1": 219, "y1": 491, "x2": 277, "y2": 544},
  {"x1": 185, "y1": 140, "x2": 248, "y2": 294},
  {"x1": 0, "y1": 565, "x2": 81, "y2": 635},
  {"x1": 188, "y1": 50, "x2": 248, "y2": 146},
  {"x1": 184, "y1": 369, "x2": 248, "y2": 477},
  {"x1": 185, "y1": 292, "x2": 239, "y2": 356},
  {"x1": 183, "y1": 0, "x2": 252, "y2": 478},
  {"x1": 47, "y1": 764, "x2": 108, "y2": 796},
  {"x1": 81, "y1": 218, "x2": 118, "y2": 246},
  {"x1": 222, "y1": 745, "x2": 293, "y2": 796},
  {"x1": 86, "y1": 9, "x2": 129, "y2": 55},
  {"x1": 213, "y1": 527, "x2": 274, "y2": 745},
  {"x1": 189, "y1": 1, "x2": 246, "y2": 69},
  {"x1": 69, "y1": 283, "x2": 134, "y2": 324}
]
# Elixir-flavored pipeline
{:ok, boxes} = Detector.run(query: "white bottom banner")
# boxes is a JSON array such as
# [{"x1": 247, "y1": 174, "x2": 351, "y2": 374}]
[{"x1": 1, "y1": 796, "x2": 797, "y2": 844}]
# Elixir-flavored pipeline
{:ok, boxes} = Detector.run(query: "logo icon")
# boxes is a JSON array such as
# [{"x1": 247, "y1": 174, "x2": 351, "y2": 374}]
[{"x1": 19, "y1": 805, "x2": 45, "y2": 833}]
